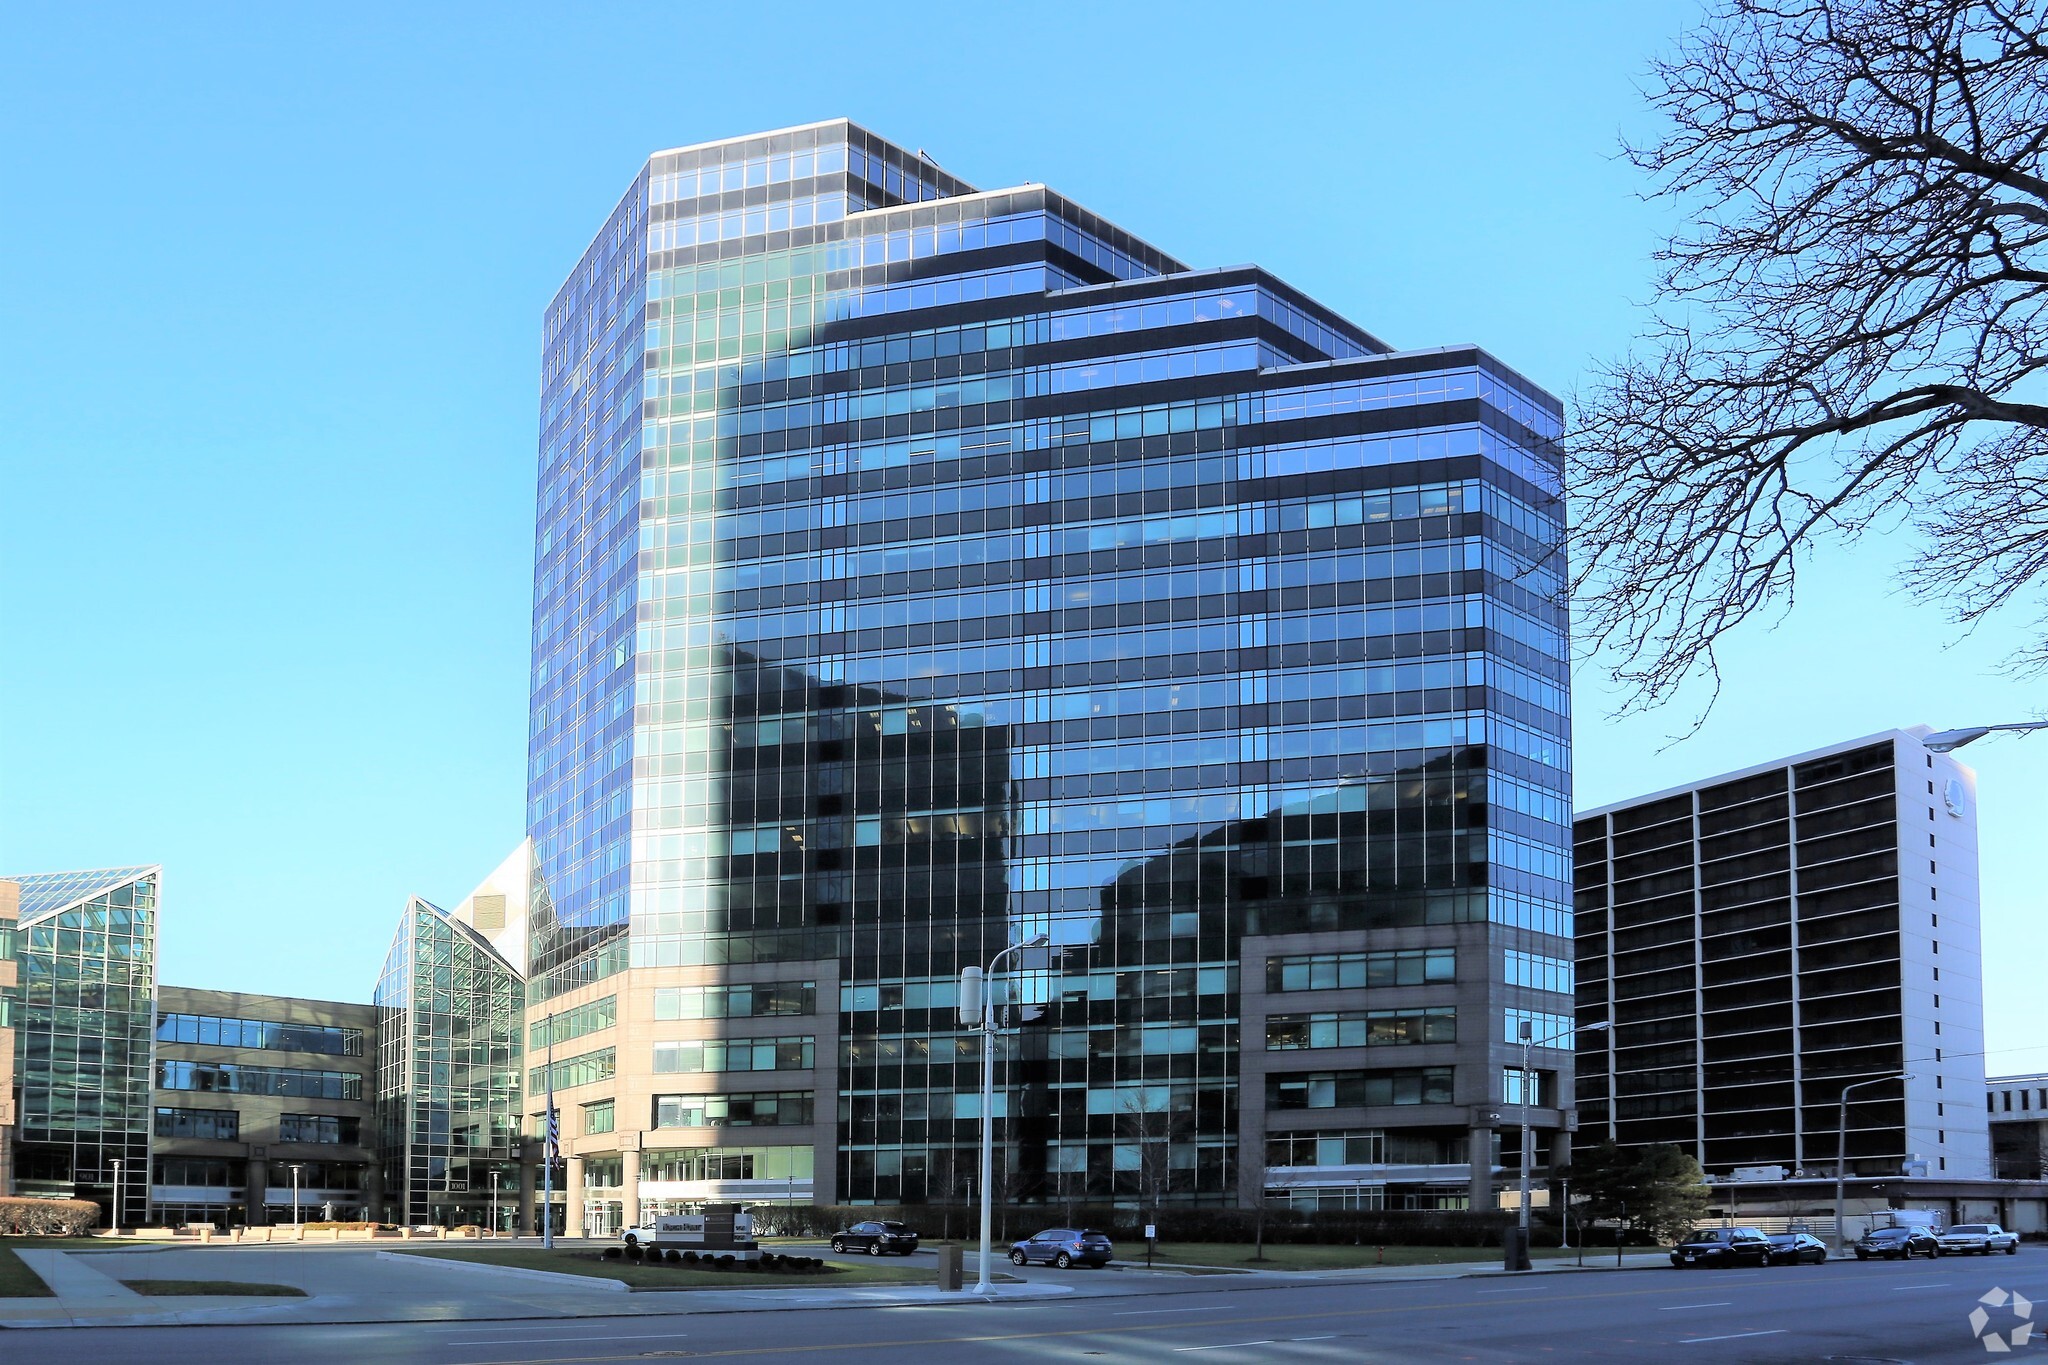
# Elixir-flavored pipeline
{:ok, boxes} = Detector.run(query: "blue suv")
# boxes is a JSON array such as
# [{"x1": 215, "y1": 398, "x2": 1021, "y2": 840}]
[{"x1": 1010, "y1": 1228, "x2": 1113, "y2": 1268}]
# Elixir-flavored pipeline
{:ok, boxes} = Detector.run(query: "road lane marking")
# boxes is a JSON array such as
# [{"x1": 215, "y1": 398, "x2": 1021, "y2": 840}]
[
  {"x1": 1113, "y1": 1307, "x2": 1231, "y2": 1315},
  {"x1": 1657, "y1": 1302, "x2": 1731, "y2": 1310},
  {"x1": 1680, "y1": 1330, "x2": 1787, "y2": 1344},
  {"x1": 447, "y1": 1335, "x2": 684, "y2": 1347},
  {"x1": 1888, "y1": 1282, "x2": 1945, "y2": 1290},
  {"x1": 1174, "y1": 1342, "x2": 1273, "y2": 1353},
  {"x1": 445, "y1": 1281, "x2": 1911, "y2": 1364},
  {"x1": 1474, "y1": 1286, "x2": 1541, "y2": 1293},
  {"x1": 1292, "y1": 1335, "x2": 1339, "y2": 1341}
]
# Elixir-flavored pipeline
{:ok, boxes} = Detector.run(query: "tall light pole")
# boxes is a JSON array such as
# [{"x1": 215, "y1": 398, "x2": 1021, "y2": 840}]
[
  {"x1": 961, "y1": 932, "x2": 1050, "y2": 1295},
  {"x1": 490, "y1": 1169, "x2": 500, "y2": 1236},
  {"x1": 1517, "y1": 1019, "x2": 1608, "y2": 1245},
  {"x1": 1833, "y1": 1073, "x2": 1912, "y2": 1253},
  {"x1": 286, "y1": 1163, "x2": 304, "y2": 1228},
  {"x1": 110, "y1": 1158, "x2": 124, "y2": 1235}
]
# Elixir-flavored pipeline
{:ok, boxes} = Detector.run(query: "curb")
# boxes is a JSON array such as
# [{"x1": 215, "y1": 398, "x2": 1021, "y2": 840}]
[{"x1": 374, "y1": 1250, "x2": 629, "y2": 1293}]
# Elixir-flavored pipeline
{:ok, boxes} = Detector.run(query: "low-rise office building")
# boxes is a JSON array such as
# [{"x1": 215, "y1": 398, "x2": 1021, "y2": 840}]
[
  {"x1": 1572, "y1": 730, "x2": 1992, "y2": 1182},
  {"x1": 150, "y1": 985, "x2": 379, "y2": 1226}
]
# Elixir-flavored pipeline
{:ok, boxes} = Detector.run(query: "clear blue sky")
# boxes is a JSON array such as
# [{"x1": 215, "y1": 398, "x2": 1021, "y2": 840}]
[{"x1": 3, "y1": 3, "x2": 2040, "y2": 1072}]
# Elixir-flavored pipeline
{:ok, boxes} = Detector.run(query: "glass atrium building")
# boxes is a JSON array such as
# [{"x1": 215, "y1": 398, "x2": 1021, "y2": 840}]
[
  {"x1": 6, "y1": 867, "x2": 160, "y2": 1221},
  {"x1": 375, "y1": 897, "x2": 526, "y2": 1227},
  {"x1": 525, "y1": 120, "x2": 1572, "y2": 1215}
]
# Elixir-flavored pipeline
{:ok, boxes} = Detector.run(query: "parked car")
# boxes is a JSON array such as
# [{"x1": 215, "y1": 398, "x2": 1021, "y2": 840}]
[
  {"x1": 1670, "y1": 1227, "x2": 1772, "y2": 1268},
  {"x1": 1764, "y1": 1232, "x2": 1829, "y2": 1265},
  {"x1": 830, "y1": 1220, "x2": 920, "y2": 1256},
  {"x1": 1855, "y1": 1226, "x2": 1941, "y2": 1260},
  {"x1": 1936, "y1": 1223, "x2": 2020, "y2": 1256},
  {"x1": 1009, "y1": 1227, "x2": 1114, "y2": 1268}
]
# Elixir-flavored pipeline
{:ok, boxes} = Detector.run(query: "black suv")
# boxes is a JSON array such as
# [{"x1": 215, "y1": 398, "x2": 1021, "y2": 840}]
[
  {"x1": 1855, "y1": 1226, "x2": 1939, "y2": 1260},
  {"x1": 1670, "y1": 1227, "x2": 1772, "y2": 1267},
  {"x1": 831, "y1": 1220, "x2": 919, "y2": 1256}
]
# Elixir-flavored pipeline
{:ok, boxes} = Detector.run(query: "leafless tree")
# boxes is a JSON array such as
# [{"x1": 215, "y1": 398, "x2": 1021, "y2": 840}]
[{"x1": 1573, "y1": 0, "x2": 2048, "y2": 710}]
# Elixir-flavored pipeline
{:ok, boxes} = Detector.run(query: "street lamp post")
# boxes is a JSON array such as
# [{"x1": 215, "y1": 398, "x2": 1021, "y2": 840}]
[
  {"x1": 961, "y1": 933, "x2": 1051, "y2": 1295},
  {"x1": 1516, "y1": 1019, "x2": 1608, "y2": 1249},
  {"x1": 1920, "y1": 721, "x2": 2048, "y2": 752},
  {"x1": 1833, "y1": 1073, "x2": 1912, "y2": 1254},
  {"x1": 490, "y1": 1170, "x2": 500, "y2": 1236},
  {"x1": 110, "y1": 1158, "x2": 124, "y2": 1235},
  {"x1": 286, "y1": 1163, "x2": 304, "y2": 1228}
]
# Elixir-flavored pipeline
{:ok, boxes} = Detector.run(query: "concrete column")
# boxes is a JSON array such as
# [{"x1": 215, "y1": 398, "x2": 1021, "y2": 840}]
[
  {"x1": 1550, "y1": 1128, "x2": 1572, "y2": 1173},
  {"x1": 245, "y1": 1156, "x2": 268, "y2": 1226},
  {"x1": 1468, "y1": 1127, "x2": 1495, "y2": 1212},
  {"x1": 565, "y1": 1155, "x2": 584, "y2": 1239},
  {"x1": 622, "y1": 1149, "x2": 641, "y2": 1228},
  {"x1": 518, "y1": 1159, "x2": 537, "y2": 1235}
]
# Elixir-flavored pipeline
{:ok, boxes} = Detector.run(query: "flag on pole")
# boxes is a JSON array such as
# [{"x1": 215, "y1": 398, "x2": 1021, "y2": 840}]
[{"x1": 545, "y1": 1074, "x2": 560, "y2": 1161}]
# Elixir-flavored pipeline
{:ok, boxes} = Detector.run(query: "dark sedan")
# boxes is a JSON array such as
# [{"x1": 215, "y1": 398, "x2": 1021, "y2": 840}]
[
  {"x1": 1670, "y1": 1226, "x2": 1772, "y2": 1267},
  {"x1": 1855, "y1": 1226, "x2": 1939, "y2": 1260},
  {"x1": 1010, "y1": 1227, "x2": 1113, "y2": 1268},
  {"x1": 830, "y1": 1220, "x2": 919, "y2": 1256},
  {"x1": 1765, "y1": 1232, "x2": 1829, "y2": 1265}
]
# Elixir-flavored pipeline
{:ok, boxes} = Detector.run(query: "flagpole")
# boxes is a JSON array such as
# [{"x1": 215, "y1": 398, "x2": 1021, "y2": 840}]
[{"x1": 542, "y1": 1010, "x2": 556, "y2": 1251}]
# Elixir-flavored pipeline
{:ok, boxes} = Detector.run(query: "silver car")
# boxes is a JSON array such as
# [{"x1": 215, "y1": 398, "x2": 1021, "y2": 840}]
[{"x1": 1936, "y1": 1223, "x2": 2020, "y2": 1256}]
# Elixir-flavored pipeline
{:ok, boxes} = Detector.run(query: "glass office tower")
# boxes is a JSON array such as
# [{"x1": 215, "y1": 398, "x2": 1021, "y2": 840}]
[
  {"x1": 7, "y1": 867, "x2": 160, "y2": 1222},
  {"x1": 527, "y1": 120, "x2": 1571, "y2": 1214}
]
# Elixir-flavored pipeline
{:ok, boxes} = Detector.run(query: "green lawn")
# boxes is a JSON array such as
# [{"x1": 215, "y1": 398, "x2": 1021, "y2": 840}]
[
  {"x1": 1138, "y1": 1242, "x2": 1590, "y2": 1270},
  {"x1": 0, "y1": 1248, "x2": 54, "y2": 1297},
  {"x1": 121, "y1": 1280, "x2": 306, "y2": 1298},
  {"x1": 392, "y1": 1246, "x2": 936, "y2": 1290}
]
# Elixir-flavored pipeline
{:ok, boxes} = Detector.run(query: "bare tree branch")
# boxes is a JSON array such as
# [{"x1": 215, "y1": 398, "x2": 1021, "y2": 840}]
[{"x1": 1574, "y1": 0, "x2": 2048, "y2": 709}]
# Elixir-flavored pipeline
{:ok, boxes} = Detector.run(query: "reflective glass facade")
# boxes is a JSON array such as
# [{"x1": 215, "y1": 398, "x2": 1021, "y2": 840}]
[
  {"x1": 7, "y1": 867, "x2": 160, "y2": 1220},
  {"x1": 375, "y1": 898, "x2": 524, "y2": 1225},
  {"x1": 528, "y1": 121, "x2": 1571, "y2": 1210}
]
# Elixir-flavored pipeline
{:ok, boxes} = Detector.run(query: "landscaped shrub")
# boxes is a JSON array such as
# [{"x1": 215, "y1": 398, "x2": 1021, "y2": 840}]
[
  {"x1": 625, "y1": 1244, "x2": 643, "y2": 1262},
  {"x1": 660, "y1": 1248, "x2": 680, "y2": 1264},
  {"x1": 679, "y1": 1250, "x2": 699, "y2": 1264},
  {"x1": 716, "y1": 1253, "x2": 736, "y2": 1268},
  {"x1": 601, "y1": 1246, "x2": 622, "y2": 1260},
  {"x1": 0, "y1": 1198, "x2": 100, "y2": 1237}
]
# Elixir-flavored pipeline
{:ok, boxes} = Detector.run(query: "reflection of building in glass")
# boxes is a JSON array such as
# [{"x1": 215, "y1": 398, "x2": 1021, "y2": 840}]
[
  {"x1": 375, "y1": 850, "x2": 528, "y2": 1227},
  {"x1": 527, "y1": 119, "x2": 1571, "y2": 1212},
  {"x1": 148, "y1": 985, "x2": 379, "y2": 1226},
  {"x1": 7, "y1": 867, "x2": 160, "y2": 1222}
]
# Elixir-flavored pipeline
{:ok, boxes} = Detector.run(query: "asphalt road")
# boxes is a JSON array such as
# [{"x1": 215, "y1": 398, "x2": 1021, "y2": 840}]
[{"x1": 8, "y1": 1247, "x2": 2041, "y2": 1363}]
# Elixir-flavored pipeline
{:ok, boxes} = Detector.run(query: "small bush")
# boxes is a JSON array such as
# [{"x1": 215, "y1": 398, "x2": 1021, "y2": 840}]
[
  {"x1": 679, "y1": 1250, "x2": 699, "y2": 1264},
  {"x1": 716, "y1": 1254, "x2": 736, "y2": 1269},
  {"x1": 661, "y1": 1248, "x2": 680, "y2": 1264},
  {"x1": 625, "y1": 1244, "x2": 643, "y2": 1262},
  {"x1": 0, "y1": 1198, "x2": 101, "y2": 1238},
  {"x1": 758, "y1": 1252, "x2": 781, "y2": 1269},
  {"x1": 600, "y1": 1247, "x2": 622, "y2": 1261}
]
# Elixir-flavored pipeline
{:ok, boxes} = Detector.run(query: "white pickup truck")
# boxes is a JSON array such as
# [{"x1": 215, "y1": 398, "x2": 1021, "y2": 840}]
[{"x1": 1935, "y1": 1223, "x2": 2020, "y2": 1256}]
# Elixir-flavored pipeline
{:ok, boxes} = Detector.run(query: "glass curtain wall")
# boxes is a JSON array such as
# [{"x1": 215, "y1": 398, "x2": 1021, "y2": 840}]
[
  {"x1": 8, "y1": 867, "x2": 160, "y2": 1223},
  {"x1": 375, "y1": 898, "x2": 524, "y2": 1227},
  {"x1": 529, "y1": 121, "x2": 1571, "y2": 1207}
]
